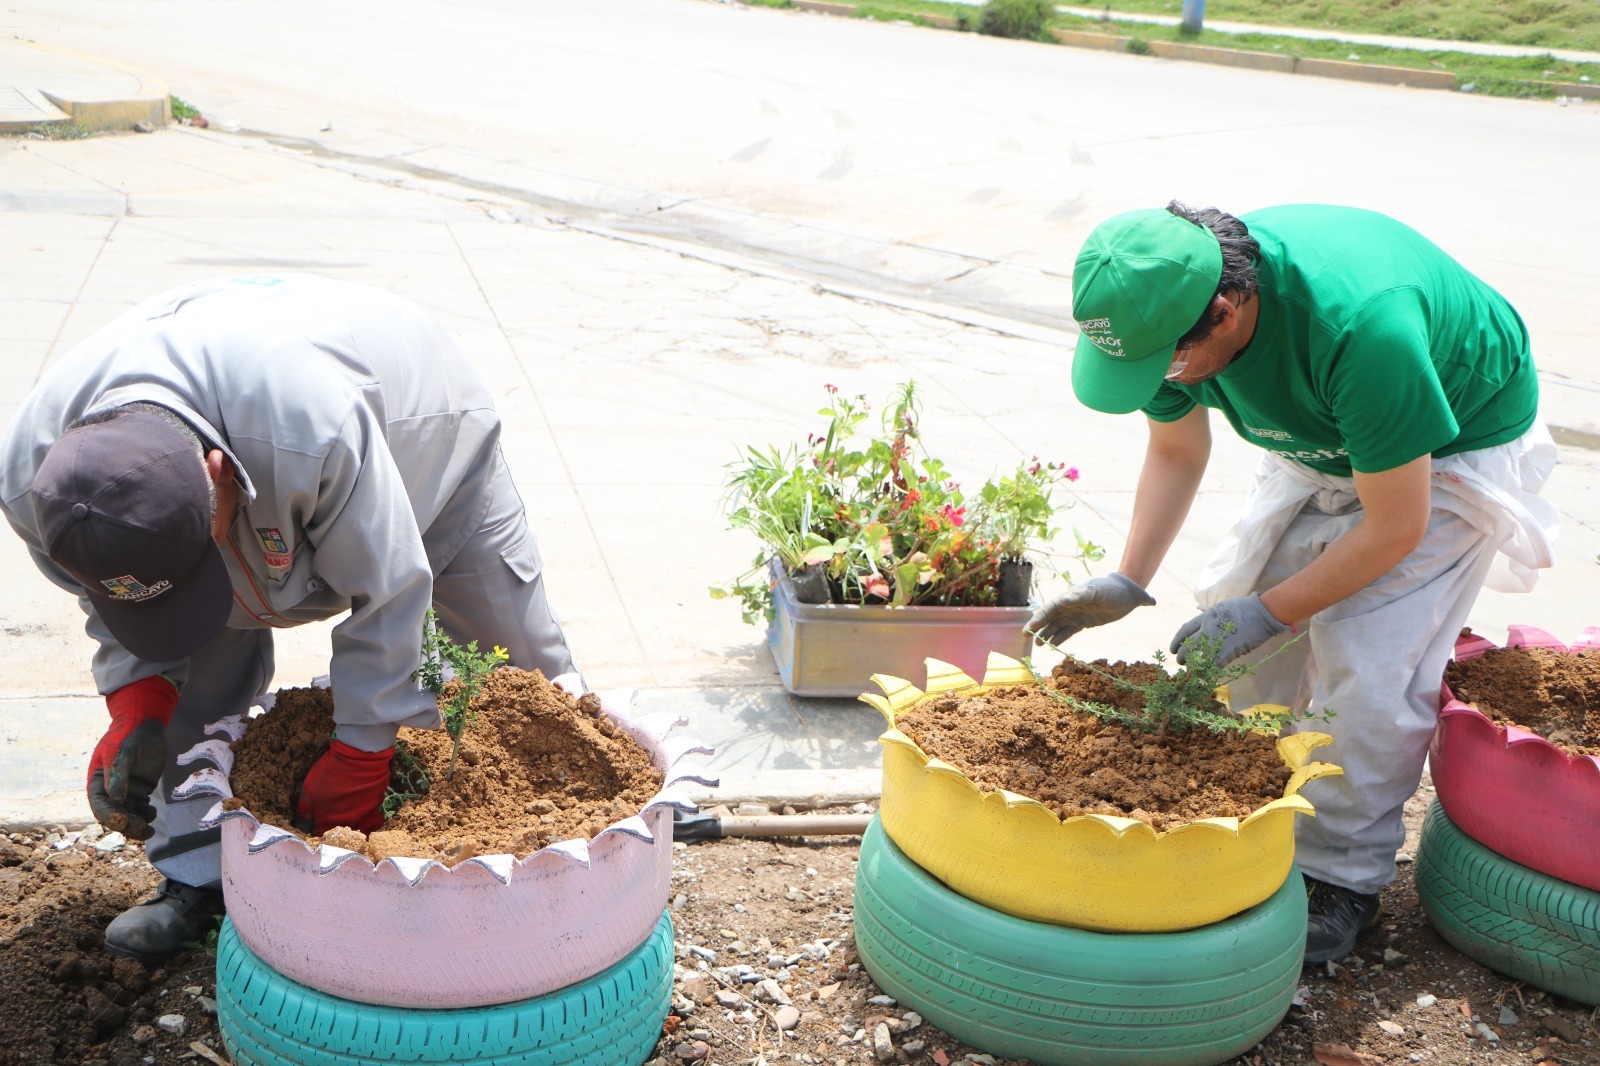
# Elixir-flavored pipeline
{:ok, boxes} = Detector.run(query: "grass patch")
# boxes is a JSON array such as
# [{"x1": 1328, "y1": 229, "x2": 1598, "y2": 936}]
[
  {"x1": 26, "y1": 120, "x2": 95, "y2": 140},
  {"x1": 978, "y1": 0, "x2": 1054, "y2": 39},
  {"x1": 1067, "y1": 0, "x2": 1600, "y2": 53},
  {"x1": 1057, "y1": 12, "x2": 1599, "y2": 95},
  {"x1": 798, "y1": 0, "x2": 1599, "y2": 98},
  {"x1": 743, "y1": 0, "x2": 794, "y2": 7},
  {"x1": 853, "y1": 0, "x2": 976, "y2": 27}
]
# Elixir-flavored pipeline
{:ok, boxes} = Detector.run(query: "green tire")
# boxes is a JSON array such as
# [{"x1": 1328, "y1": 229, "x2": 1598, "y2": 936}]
[
  {"x1": 853, "y1": 816, "x2": 1305, "y2": 1066},
  {"x1": 1416, "y1": 799, "x2": 1600, "y2": 1005},
  {"x1": 216, "y1": 910, "x2": 673, "y2": 1065}
]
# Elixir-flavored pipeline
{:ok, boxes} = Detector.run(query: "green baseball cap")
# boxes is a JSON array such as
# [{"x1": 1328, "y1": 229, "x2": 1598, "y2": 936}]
[{"x1": 1070, "y1": 209, "x2": 1223, "y2": 414}]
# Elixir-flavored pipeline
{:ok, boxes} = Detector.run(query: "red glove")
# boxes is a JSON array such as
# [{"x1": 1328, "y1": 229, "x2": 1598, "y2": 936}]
[
  {"x1": 295, "y1": 739, "x2": 394, "y2": 835},
  {"x1": 88, "y1": 675, "x2": 179, "y2": 841}
]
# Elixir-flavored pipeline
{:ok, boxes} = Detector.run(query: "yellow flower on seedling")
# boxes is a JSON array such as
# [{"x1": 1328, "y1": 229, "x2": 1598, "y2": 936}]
[{"x1": 493, "y1": 645, "x2": 510, "y2": 662}]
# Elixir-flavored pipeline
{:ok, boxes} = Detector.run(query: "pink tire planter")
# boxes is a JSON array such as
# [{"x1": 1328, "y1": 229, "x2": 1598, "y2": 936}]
[
  {"x1": 174, "y1": 680, "x2": 716, "y2": 1009},
  {"x1": 1432, "y1": 625, "x2": 1600, "y2": 893}
]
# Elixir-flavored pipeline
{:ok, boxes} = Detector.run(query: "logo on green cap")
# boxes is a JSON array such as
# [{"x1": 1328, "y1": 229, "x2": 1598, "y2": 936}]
[
  {"x1": 1077, "y1": 316, "x2": 1124, "y2": 358},
  {"x1": 1069, "y1": 209, "x2": 1225, "y2": 414}
]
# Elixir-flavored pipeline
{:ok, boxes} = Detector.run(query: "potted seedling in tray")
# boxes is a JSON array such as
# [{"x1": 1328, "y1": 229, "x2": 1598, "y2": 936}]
[{"x1": 713, "y1": 381, "x2": 1101, "y2": 695}]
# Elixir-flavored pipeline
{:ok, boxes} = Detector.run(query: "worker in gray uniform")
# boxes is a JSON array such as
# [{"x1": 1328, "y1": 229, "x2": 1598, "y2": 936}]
[{"x1": 0, "y1": 274, "x2": 580, "y2": 965}]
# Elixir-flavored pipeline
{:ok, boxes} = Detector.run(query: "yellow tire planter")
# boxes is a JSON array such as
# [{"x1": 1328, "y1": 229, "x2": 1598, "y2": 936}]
[{"x1": 859, "y1": 653, "x2": 1343, "y2": 934}]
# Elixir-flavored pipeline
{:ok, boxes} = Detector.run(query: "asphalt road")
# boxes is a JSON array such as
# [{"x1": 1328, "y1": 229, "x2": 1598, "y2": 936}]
[{"x1": 5, "y1": 0, "x2": 1598, "y2": 396}]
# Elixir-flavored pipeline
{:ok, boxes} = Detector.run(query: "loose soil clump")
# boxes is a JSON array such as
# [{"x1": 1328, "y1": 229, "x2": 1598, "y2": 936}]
[
  {"x1": 1444, "y1": 645, "x2": 1600, "y2": 755},
  {"x1": 226, "y1": 668, "x2": 663, "y2": 861},
  {"x1": 894, "y1": 659, "x2": 1292, "y2": 830}
]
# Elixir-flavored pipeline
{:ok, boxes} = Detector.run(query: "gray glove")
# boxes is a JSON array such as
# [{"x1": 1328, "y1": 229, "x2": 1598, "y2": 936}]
[
  {"x1": 1027, "y1": 573, "x2": 1155, "y2": 647},
  {"x1": 1170, "y1": 593, "x2": 1291, "y2": 666}
]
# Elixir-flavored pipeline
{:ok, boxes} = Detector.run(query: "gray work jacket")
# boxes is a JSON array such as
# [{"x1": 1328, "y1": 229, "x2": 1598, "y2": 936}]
[{"x1": 0, "y1": 274, "x2": 506, "y2": 750}]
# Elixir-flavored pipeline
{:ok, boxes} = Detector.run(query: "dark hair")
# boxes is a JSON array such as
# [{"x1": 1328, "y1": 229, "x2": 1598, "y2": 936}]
[{"x1": 1165, "y1": 200, "x2": 1260, "y2": 348}]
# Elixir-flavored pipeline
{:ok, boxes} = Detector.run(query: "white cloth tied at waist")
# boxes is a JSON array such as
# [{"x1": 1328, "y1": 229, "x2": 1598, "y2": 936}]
[{"x1": 1195, "y1": 422, "x2": 1558, "y2": 608}]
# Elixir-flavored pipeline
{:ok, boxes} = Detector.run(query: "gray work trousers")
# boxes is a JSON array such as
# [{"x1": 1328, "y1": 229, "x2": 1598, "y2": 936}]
[{"x1": 146, "y1": 450, "x2": 578, "y2": 889}]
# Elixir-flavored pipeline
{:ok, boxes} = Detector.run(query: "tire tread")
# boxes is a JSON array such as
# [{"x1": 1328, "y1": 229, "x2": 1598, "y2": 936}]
[
  {"x1": 218, "y1": 911, "x2": 673, "y2": 1065},
  {"x1": 1416, "y1": 801, "x2": 1600, "y2": 1005},
  {"x1": 853, "y1": 817, "x2": 1303, "y2": 1066}
]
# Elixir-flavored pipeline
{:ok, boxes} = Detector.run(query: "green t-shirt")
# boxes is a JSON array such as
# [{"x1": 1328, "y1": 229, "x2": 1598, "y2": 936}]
[{"x1": 1142, "y1": 205, "x2": 1537, "y2": 475}]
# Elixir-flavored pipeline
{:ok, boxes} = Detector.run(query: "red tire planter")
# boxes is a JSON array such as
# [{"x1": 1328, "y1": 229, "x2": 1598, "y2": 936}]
[{"x1": 1431, "y1": 625, "x2": 1600, "y2": 893}]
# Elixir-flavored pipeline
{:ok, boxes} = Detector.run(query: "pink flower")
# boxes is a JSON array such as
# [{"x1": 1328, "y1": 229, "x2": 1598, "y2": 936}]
[
  {"x1": 941, "y1": 505, "x2": 966, "y2": 527},
  {"x1": 823, "y1": 383, "x2": 838, "y2": 394},
  {"x1": 1065, "y1": 467, "x2": 1080, "y2": 482}
]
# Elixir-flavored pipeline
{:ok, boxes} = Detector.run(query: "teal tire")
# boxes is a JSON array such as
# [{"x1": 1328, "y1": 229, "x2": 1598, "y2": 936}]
[
  {"x1": 853, "y1": 816, "x2": 1305, "y2": 1066},
  {"x1": 217, "y1": 910, "x2": 673, "y2": 1065},
  {"x1": 1416, "y1": 799, "x2": 1600, "y2": 1005}
]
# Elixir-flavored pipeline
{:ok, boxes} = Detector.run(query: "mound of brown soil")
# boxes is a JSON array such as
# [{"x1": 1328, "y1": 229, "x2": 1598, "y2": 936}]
[
  {"x1": 894, "y1": 658, "x2": 1293, "y2": 831},
  {"x1": 1444, "y1": 645, "x2": 1600, "y2": 755},
  {"x1": 226, "y1": 668, "x2": 663, "y2": 862}
]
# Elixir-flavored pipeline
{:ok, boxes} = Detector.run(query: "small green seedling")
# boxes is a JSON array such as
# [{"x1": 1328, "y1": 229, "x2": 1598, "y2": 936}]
[
  {"x1": 1029, "y1": 626, "x2": 1334, "y2": 737},
  {"x1": 381, "y1": 739, "x2": 430, "y2": 817},
  {"x1": 412, "y1": 609, "x2": 508, "y2": 782},
  {"x1": 182, "y1": 913, "x2": 224, "y2": 957}
]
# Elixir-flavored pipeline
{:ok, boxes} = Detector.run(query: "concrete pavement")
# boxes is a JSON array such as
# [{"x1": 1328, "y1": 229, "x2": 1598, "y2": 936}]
[{"x1": 2, "y1": 0, "x2": 1598, "y2": 830}]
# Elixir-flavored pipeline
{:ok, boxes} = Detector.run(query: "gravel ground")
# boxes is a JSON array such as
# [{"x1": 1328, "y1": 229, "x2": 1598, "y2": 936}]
[{"x1": 2, "y1": 778, "x2": 1597, "y2": 1065}]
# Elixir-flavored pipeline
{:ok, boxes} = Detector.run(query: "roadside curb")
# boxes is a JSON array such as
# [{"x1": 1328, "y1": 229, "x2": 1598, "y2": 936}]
[
  {"x1": 0, "y1": 86, "x2": 69, "y2": 134},
  {"x1": 1059, "y1": 29, "x2": 1600, "y2": 97},
  {"x1": 1055, "y1": 28, "x2": 1456, "y2": 89},
  {"x1": 2, "y1": 39, "x2": 170, "y2": 133},
  {"x1": 782, "y1": 3, "x2": 1600, "y2": 100}
]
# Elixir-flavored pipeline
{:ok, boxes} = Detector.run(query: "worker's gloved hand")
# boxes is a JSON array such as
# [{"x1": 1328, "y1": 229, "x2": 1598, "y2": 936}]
[
  {"x1": 295, "y1": 740, "x2": 394, "y2": 835},
  {"x1": 1170, "y1": 594, "x2": 1292, "y2": 667},
  {"x1": 1028, "y1": 573, "x2": 1156, "y2": 647},
  {"x1": 88, "y1": 675, "x2": 180, "y2": 841}
]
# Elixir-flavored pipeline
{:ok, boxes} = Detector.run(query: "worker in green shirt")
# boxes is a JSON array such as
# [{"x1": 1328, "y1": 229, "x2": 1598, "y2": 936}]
[{"x1": 1031, "y1": 202, "x2": 1558, "y2": 964}]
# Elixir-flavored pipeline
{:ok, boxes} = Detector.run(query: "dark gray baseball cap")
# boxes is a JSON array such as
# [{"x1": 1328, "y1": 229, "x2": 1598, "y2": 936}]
[{"x1": 32, "y1": 410, "x2": 232, "y2": 663}]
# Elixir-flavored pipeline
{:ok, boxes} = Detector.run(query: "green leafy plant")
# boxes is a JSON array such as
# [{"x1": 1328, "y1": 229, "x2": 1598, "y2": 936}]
[
  {"x1": 182, "y1": 913, "x2": 224, "y2": 956},
  {"x1": 412, "y1": 609, "x2": 509, "y2": 781},
  {"x1": 712, "y1": 382, "x2": 1100, "y2": 624},
  {"x1": 381, "y1": 739, "x2": 430, "y2": 817},
  {"x1": 1126, "y1": 36, "x2": 1153, "y2": 55},
  {"x1": 978, "y1": 0, "x2": 1053, "y2": 39},
  {"x1": 1031, "y1": 627, "x2": 1334, "y2": 737},
  {"x1": 169, "y1": 95, "x2": 201, "y2": 122}
]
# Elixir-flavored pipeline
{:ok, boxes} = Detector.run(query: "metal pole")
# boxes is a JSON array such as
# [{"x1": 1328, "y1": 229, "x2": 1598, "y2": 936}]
[{"x1": 1180, "y1": 0, "x2": 1205, "y2": 34}]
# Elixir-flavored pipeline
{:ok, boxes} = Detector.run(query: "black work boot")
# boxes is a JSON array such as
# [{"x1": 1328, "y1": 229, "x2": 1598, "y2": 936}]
[
  {"x1": 1303, "y1": 874, "x2": 1381, "y2": 964},
  {"x1": 104, "y1": 879, "x2": 225, "y2": 966}
]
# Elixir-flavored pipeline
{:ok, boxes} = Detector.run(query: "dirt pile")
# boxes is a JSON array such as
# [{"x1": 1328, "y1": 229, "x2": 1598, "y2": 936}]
[
  {"x1": 226, "y1": 668, "x2": 664, "y2": 861},
  {"x1": 1444, "y1": 645, "x2": 1600, "y2": 755},
  {"x1": 895, "y1": 659, "x2": 1292, "y2": 830}
]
